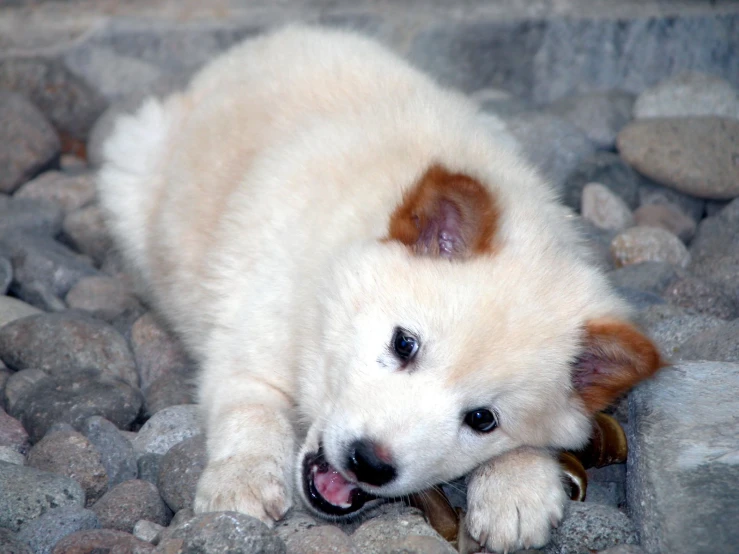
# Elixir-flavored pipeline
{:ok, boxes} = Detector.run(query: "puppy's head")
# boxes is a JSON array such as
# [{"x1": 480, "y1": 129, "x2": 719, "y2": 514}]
[{"x1": 297, "y1": 164, "x2": 662, "y2": 519}]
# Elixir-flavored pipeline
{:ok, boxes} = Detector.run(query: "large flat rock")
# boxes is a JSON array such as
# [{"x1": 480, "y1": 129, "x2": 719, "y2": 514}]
[{"x1": 627, "y1": 362, "x2": 739, "y2": 554}]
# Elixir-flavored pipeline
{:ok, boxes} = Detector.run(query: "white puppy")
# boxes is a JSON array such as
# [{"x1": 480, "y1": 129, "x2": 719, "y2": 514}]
[{"x1": 98, "y1": 25, "x2": 661, "y2": 552}]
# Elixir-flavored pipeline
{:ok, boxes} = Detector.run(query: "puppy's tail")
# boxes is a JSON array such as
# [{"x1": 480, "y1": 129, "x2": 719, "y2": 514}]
[{"x1": 97, "y1": 97, "x2": 174, "y2": 284}]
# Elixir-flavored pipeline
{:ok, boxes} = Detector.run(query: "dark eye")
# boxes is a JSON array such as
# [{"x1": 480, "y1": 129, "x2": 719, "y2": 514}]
[
  {"x1": 392, "y1": 328, "x2": 419, "y2": 361},
  {"x1": 464, "y1": 409, "x2": 498, "y2": 433}
]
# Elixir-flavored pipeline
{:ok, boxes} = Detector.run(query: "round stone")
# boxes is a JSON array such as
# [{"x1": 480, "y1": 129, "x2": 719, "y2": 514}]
[
  {"x1": 633, "y1": 72, "x2": 739, "y2": 119},
  {"x1": 0, "y1": 461, "x2": 85, "y2": 531},
  {"x1": 663, "y1": 276, "x2": 739, "y2": 321},
  {"x1": 61, "y1": 204, "x2": 113, "y2": 266},
  {"x1": 581, "y1": 182, "x2": 634, "y2": 231},
  {"x1": 0, "y1": 312, "x2": 139, "y2": 387},
  {"x1": 14, "y1": 171, "x2": 96, "y2": 214},
  {"x1": 610, "y1": 227, "x2": 690, "y2": 268},
  {"x1": 617, "y1": 117, "x2": 739, "y2": 200},
  {"x1": 157, "y1": 434, "x2": 206, "y2": 513},
  {"x1": 547, "y1": 501, "x2": 638, "y2": 553},
  {"x1": 132, "y1": 405, "x2": 201, "y2": 457},
  {"x1": 0, "y1": 91, "x2": 60, "y2": 194},
  {"x1": 283, "y1": 525, "x2": 359, "y2": 554},
  {"x1": 78, "y1": 416, "x2": 137, "y2": 488},
  {"x1": 27, "y1": 428, "x2": 108, "y2": 506},
  {"x1": 677, "y1": 320, "x2": 739, "y2": 363},
  {"x1": 65, "y1": 275, "x2": 141, "y2": 323},
  {"x1": 0, "y1": 196, "x2": 64, "y2": 238},
  {"x1": 16, "y1": 506, "x2": 99, "y2": 554},
  {"x1": 7, "y1": 367, "x2": 143, "y2": 443},
  {"x1": 351, "y1": 504, "x2": 449, "y2": 554},
  {"x1": 51, "y1": 529, "x2": 154, "y2": 553},
  {"x1": 0, "y1": 408, "x2": 30, "y2": 455},
  {"x1": 144, "y1": 373, "x2": 196, "y2": 417},
  {"x1": 91, "y1": 479, "x2": 171, "y2": 533},
  {"x1": 633, "y1": 203, "x2": 696, "y2": 243}
]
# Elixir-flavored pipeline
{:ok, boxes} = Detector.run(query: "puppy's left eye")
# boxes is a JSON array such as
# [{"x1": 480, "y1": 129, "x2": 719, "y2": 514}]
[
  {"x1": 464, "y1": 408, "x2": 498, "y2": 433},
  {"x1": 392, "y1": 328, "x2": 419, "y2": 361}
]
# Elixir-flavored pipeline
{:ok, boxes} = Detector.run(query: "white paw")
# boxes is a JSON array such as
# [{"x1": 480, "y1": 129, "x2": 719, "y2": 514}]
[
  {"x1": 194, "y1": 455, "x2": 292, "y2": 525},
  {"x1": 466, "y1": 451, "x2": 566, "y2": 553}
]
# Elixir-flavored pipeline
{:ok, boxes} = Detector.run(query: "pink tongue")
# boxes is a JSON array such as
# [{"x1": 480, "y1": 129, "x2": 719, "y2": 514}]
[{"x1": 314, "y1": 466, "x2": 358, "y2": 508}]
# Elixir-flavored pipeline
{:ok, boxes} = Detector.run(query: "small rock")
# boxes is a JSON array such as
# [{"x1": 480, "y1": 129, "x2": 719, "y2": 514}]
[
  {"x1": 617, "y1": 117, "x2": 739, "y2": 200},
  {"x1": 663, "y1": 276, "x2": 739, "y2": 320},
  {"x1": 79, "y1": 416, "x2": 137, "y2": 488},
  {"x1": 614, "y1": 287, "x2": 665, "y2": 311},
  {"x1": 17, "y1": 506, "x2": 100, "y2": 554},
  {"x1": 0, "y1": 312, "x2": 139, "y2": 386},
  {"x1": 0, "y1": 194, "x2": 64, "y2": 238},
  {"x1": 0, "y1": 446, "x2": 25, "y2": 465},
  {"x1": 677, "y1": 320, "x2": 739, "y2": 363},
  {"x1": 137, "y1": 453, "x2": 163, "y2": 485},
  {"x1": 273, "y1": 509, "x2": 321, "y2": 545},
  {"x1": 133, "y1": 520, "x2": 165, "y2": 544},
  {"x1": 131, "y1": 314, "x2": 195, "y2": 391},
  {"x1": 158, "y1": 512, "x2": 286, "y2": 554},
  {"x1": 27, "y1": 428, "x2": 108, "y2": 506},
  {"x1": 563, "y1": 152, "x2": 640, "y2": 211},
  {"x1": 384, "y1": 534, "x2": 457, "y2": 554},
  {"x1": 0, "y1": 528, "x2": 33, "y2": 554},
  {"x1": 633, "y1": 203, "x2": 696, "y2": 243},
  {"x1": 7, "y1": 367, "x2": 143, "y2": 443},
  {"x1": 132, "y1": 405, "x2": 201, "y2": 457},
  {"x1": 635, "y1": 304, "x2": 725, "y2": 358},
  {"x1": 0, "y1": 57, "x2": 107, "y2": 143},
  {"x1": 92, "y1": 479, "x2": 171, "y2": 532},
  {"x1": 145, "y1": 373, "x2": 196, "y2": 416},
  {"x1": 157, "y1": 434, "x2": 206, "y2": 513},
  {"x1": 65, "y1": 275, "x2": 141, "y2": 322},
  {"x1": 51, "y1": 529, "x2": 154, "y2": 554},
  {"x1": 351, "y1": 504, "x2": 450, "y2": 554},
  {"x1": 581, "y1": 182, "x2": 634, "y2": 231},
  {"x1": 0, "y1": 460, "x2": 85, "y2": 531},
  {"x1": 688, "y1": 198, "x2": 739, "y2": 300},
  {"x1": 637, "y1": 179, "x2": 705, "y2": 223},
  {"x1": 3, "y1": 234, "x2": 97, "y2": 307},
  {"x1": 0, "y1": 408, "x2": 30, "y2": 454},
  {"x1": 607, "y1": 262, "x2": 678, "y2": 295},
  {"x1": 628, "y1": 362, "x2": 739, "y2": 554},
  {"x1": 504, "y1": 113, "x2": 596, "y2": 192},
  {"x1": 0, "y1": 91, "x2": 60, "y2": 194},
  {"x1": 583, "y1": 481, "x2": 623, "y2": 508},
  {"x1": 545, "y1": 90, "x2": 635, "y2": 149},
  {"x1": 14, "y1": 171, "x2": 96, "y2": 214},
  {"x1": 610, "y1": 227, "x2": 690, "y2": 268},
  {"x1": 0, "y1": 256, "x2": 11, "y2": 295},
  {"x1": 283, "y1": 525, "x2": 358, "y2": 554},
  {"x1": 2, "y1": 368, "x2": 47, "y2": 414},
  {"x1": 633, "y1": 71, "x2": 739, "y2": 119},
  {"x1": 61, "y1": 204, "x2": 114, "y2": 267},
  {"x1": 543, "y1": 501, "x2": 638, "y2": 554}
]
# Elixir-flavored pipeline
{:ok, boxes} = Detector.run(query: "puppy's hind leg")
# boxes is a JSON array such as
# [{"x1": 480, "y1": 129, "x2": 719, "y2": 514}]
[{"x1": 194, "y1": 374, "x2": 295, "y2": 524}]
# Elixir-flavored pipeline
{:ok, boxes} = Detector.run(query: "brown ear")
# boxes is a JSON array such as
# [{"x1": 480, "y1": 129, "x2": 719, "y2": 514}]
[
  {"x1": 573, "y1": 318, "x2": 664, "y2": 413},
  {"x1": 387, "y1": 164, "x2": 499, "y2": 259}
]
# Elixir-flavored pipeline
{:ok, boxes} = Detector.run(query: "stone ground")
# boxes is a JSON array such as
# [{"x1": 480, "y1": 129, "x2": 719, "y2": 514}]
[{"x1": 0, "y1": 1, "x2": 738, "y2": 553}]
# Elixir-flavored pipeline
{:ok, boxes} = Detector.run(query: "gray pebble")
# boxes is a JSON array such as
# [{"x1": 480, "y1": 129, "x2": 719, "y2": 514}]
[
  {"x1": 157, "y1": 434, "x2": 206, "y2": 513},
  {"x1": 65, "y1": 275, "x2": 141, "y2": 323},
  {"x1": 159, "y1": 511, "x2": 286, "y2": 554},
  {"x1": 610, "y1": 227, "x2": 690, "y2": 268},
  {"x1": 14, "y1": 171, "x2": 96, "y2": 215},
  {"x1": 383, "y1": 534, "x2": 456, "y2": 554},
  {"x1": 581, "y1": 183, "x2": 634, "y2": 232},
  {"x1": 51, "y1": 528, "x2": 154, "y2": 553},
  {"x1": 132, "y1": 405, "x2": 201, "y2": 457},
  {"x1": 2, "y1": 368, "x2": 47, "y2": 414},
  {"x1": 635, "y1": 304, "x2": 726, "y2": 359},
  {"x1": 637, "y1": 179, "x2": 705, "y2": 223},
  {"x1": 563, "y1": 152, "x2": 640, "y2": 212},
  {"x1": 0, "y1": 311, "x2": 139, "y2": 387},
  {"x1": 79, "y1": 416, "x2": 138, "y2": 488},
  {"x1": 677, "y1": 320, "x2": 739, "y2": 363},
  {"x1": 0, "y1": 91, "x2": 59, "y2": 194},
  {"x1": 16, "y1": 506, "x2": 99, "y2": 554},
  {"x1": 27, "y1": 428, "x2": 108, "y2": 506},
  {"x1": 0, "y1": 528, "x2": 33, "y2": 554},
  {"x1": 133, "y1": 520, "x2": 165, "y2": 544},
  {"x1": 145, "y1": 373, "x2": 196, "y2": 417},
  {"x1": 61, "y1": 204, "x2": 114, "y2": 267},
  {"x1": 663, "y1": 276, "x2": 739, "y2": 320},
  {"x1": 0, "y1": 460, "x2": 85, "y2": 531},
  {"x1": 0, "y1": 407, "x2": 30, "y2": 455},
  {"x1": 0, "y1": 446, "x2": 25, "y2": 465},
  {"x1": 0, "y1": 196, "x2": 63, "y2": 239},
  {"x1": 614, "y1": 287, "x2": 665, "y2": 311},
  {"x1": 607, "y1": 262, "x2": 678, "y2": 296},
  {"x1": 7, "y1": 366, "x2": 143, "y2": 443},
  {"x1": 92, "y1": 479, "x2": 172, "y2": 533},
  {"x1": 543, "y1": 501, "x2": 638, "y2": 554},
  {"x1": 283, "y1": 525, "x2": 358, "y2": 554},
  {"x1": 351, "y1": 504, "x2": 450, "y2": 554},
  {"x1": 632, "y1": 203, "x2": 696, "y2": 243}
]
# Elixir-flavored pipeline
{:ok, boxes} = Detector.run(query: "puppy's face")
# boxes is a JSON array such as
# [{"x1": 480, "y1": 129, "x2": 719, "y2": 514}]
[{"x1": 297, "y1": 165, "x2": 661, "y2": 519}]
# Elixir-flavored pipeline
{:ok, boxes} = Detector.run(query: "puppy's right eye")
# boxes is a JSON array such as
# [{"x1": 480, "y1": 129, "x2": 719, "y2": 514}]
[
  {"x1": 392, "y1": 328, "x2": 419, "y2": 361},
  {"x1": 464, "y1": 408, "x2": 498, "y2": 433}
]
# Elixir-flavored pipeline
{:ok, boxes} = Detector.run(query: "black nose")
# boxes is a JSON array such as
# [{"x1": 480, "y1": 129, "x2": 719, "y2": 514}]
[{"x1": 346, "y1": 439, "x2": 396, "y2": 487}]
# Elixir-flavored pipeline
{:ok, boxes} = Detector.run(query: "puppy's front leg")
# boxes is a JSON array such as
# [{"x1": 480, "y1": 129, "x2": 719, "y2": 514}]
[
  {"x1": 466, "y1": 447, "x2": 566, "y2": 553},
  {"x1": 194, "y1": 378, "x2": 294, "y2": 525}
]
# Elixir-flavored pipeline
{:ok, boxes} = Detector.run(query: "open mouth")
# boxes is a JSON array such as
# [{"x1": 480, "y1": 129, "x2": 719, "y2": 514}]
[{"x1": 301, "y1": 446, "x2": 381, "y2": 518}]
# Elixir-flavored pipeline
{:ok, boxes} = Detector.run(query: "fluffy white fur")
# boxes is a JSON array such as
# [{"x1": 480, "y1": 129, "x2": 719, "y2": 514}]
[{"x1": 98, "y1": 25, "x2": 652, "y2": 552}]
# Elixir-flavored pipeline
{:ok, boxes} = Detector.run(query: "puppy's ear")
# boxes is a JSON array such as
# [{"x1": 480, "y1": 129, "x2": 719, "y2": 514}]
[
  {"x1": 388, "y1": 164, "x2": 499, "y2": 259},
  {"x1": 572, "y1": 318, "x2": 664, "y2": 413}
]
